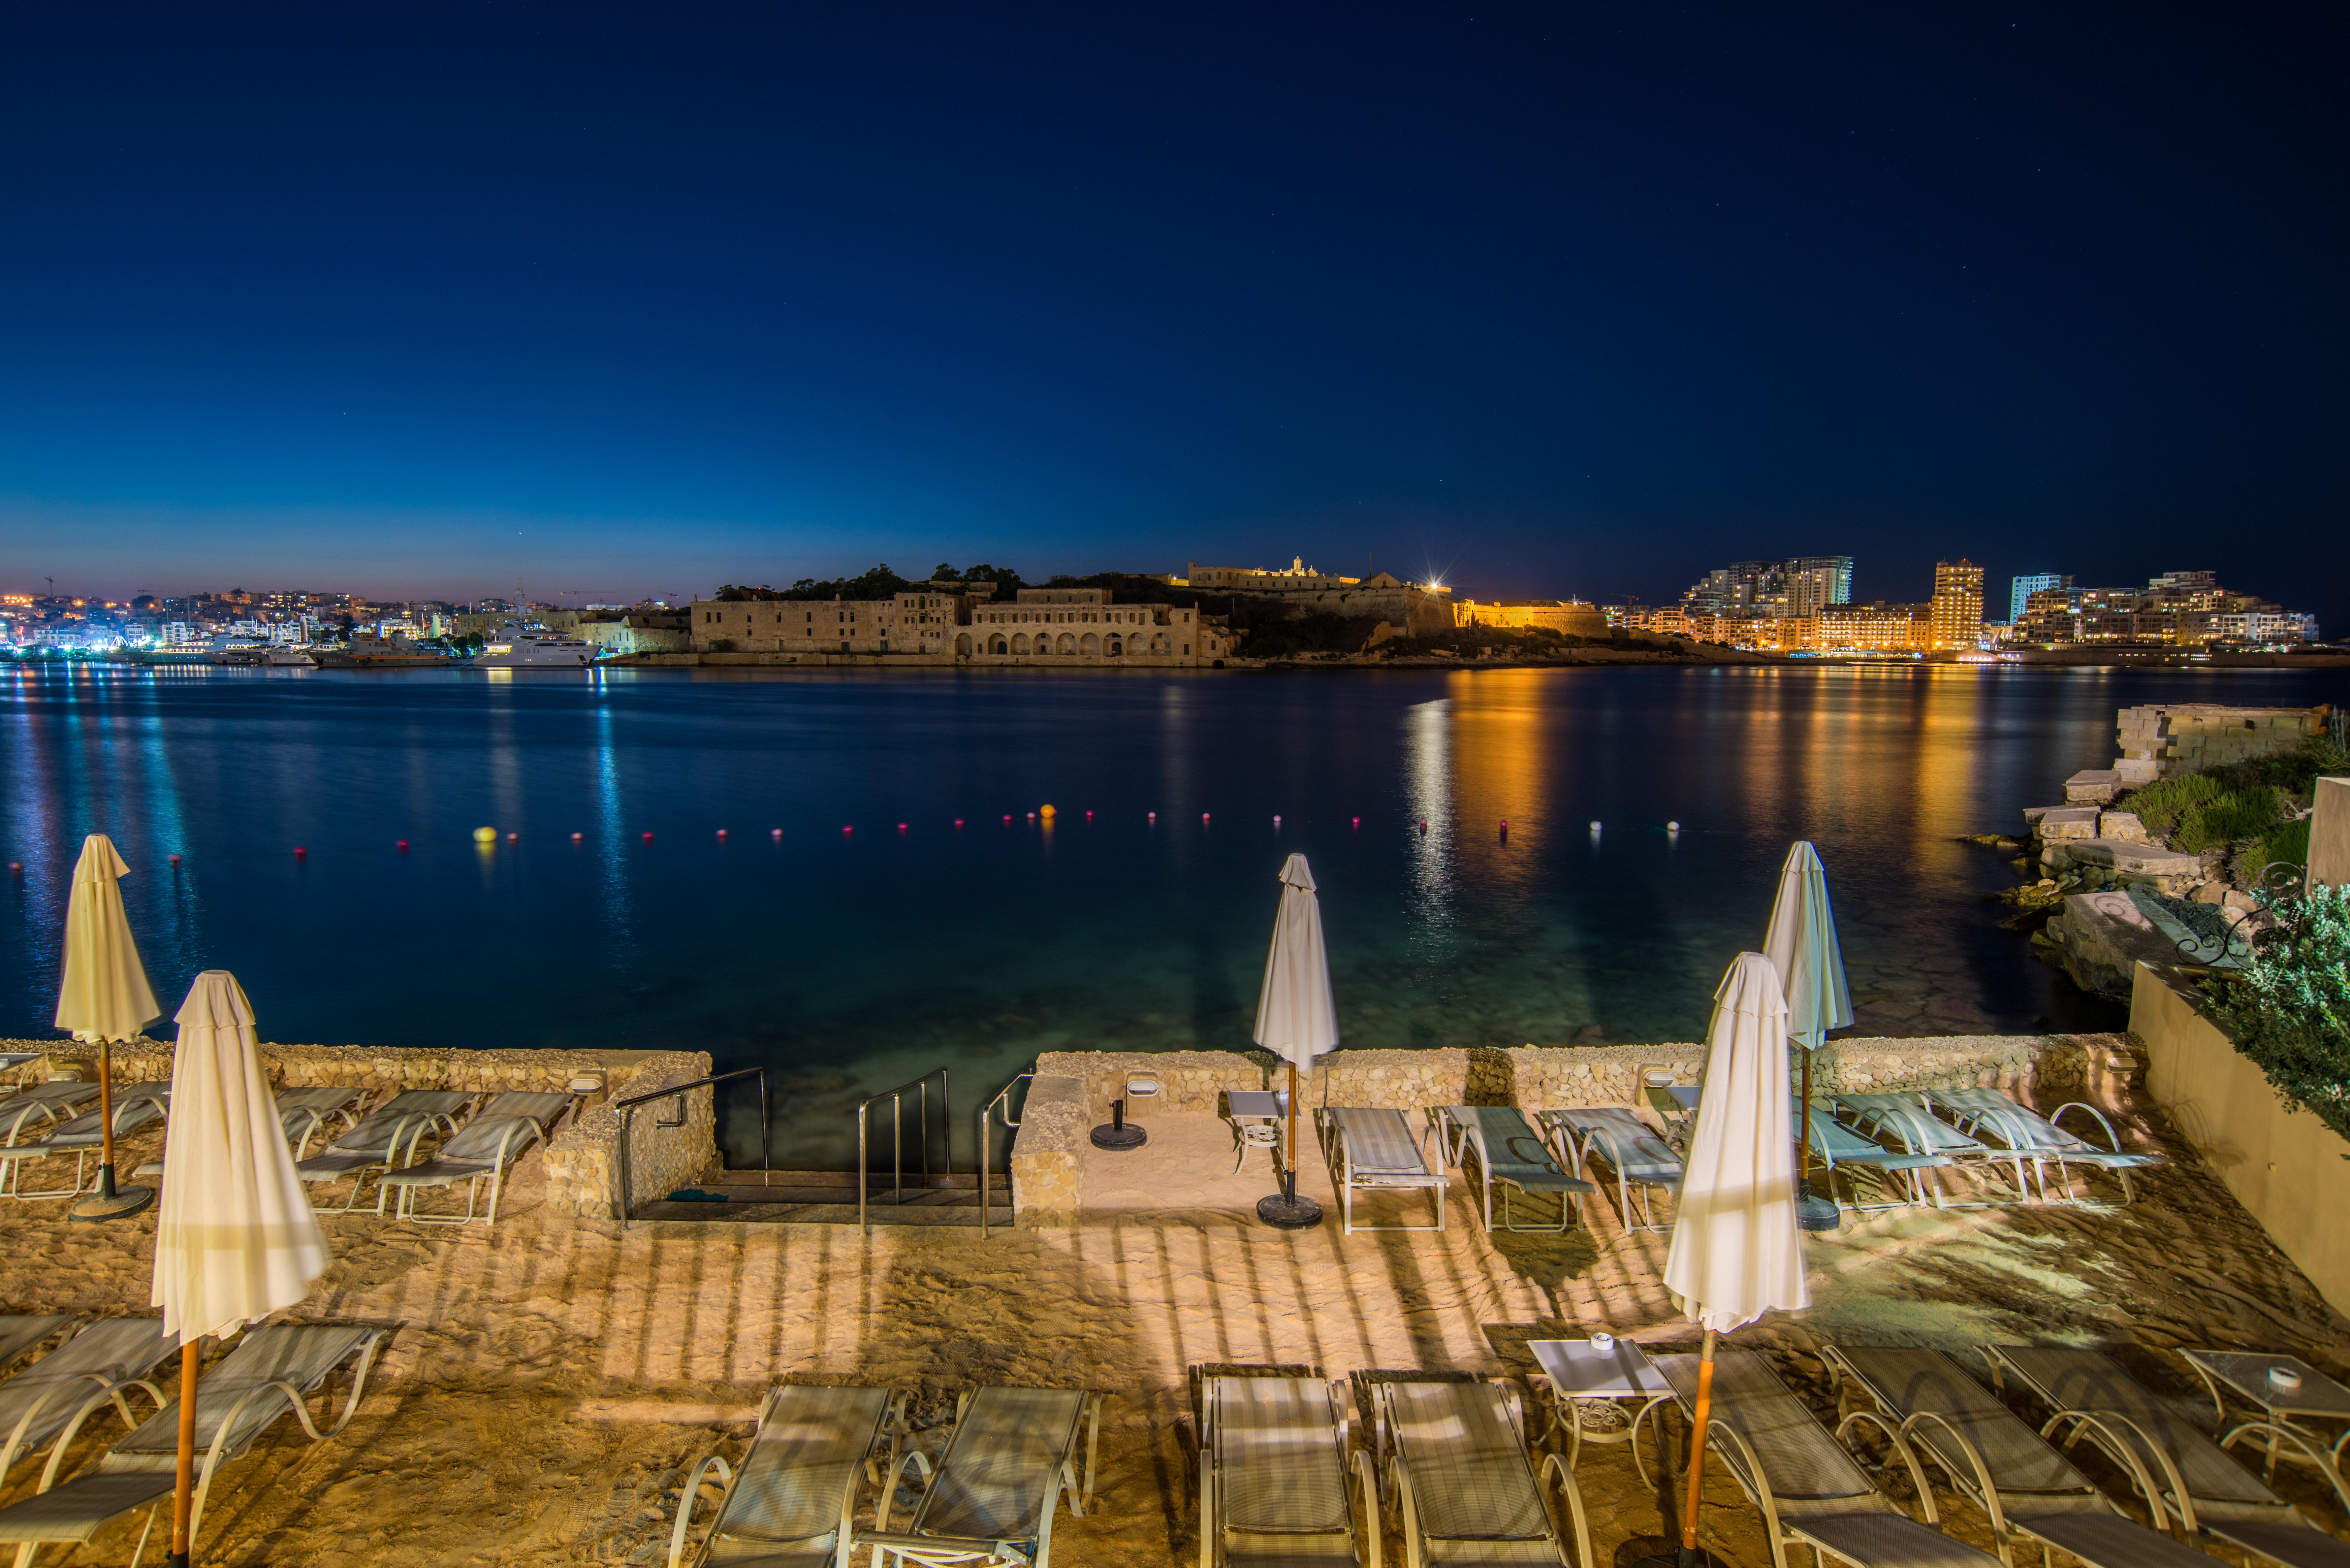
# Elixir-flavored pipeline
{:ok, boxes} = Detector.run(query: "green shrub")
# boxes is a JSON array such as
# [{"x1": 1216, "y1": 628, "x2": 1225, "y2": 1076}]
[
  {"x1": 2254, "y1": 817, "x2": 2312, "y2": 876},
  {"x1": 2202, "y1": 885, "x2": 2350, "y2": 1143},
  {"x1": 2173, "y1": 786, "x2": 2287, "y2": 853},
  {"x1": 2117, "y1": 773, "x2": 2225, "y2": 841},
  {"x1": 2236, "y1": 737, "x2": 2350, "y2": 794}
]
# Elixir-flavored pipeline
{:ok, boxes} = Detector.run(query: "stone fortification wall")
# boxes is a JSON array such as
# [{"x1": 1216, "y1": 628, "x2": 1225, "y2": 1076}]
[
  {"x1": 2112, "y1": 703, "x2": 2325, "y2": 784},
  {"x1": 5, "y1": 1039, "x2": 712, "y2": 1221}
]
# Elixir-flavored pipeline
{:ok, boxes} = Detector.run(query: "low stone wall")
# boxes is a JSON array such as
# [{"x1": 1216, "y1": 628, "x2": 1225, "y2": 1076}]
[
  {"x1": 3, "y1": 1038, "x2": 712, "y2": 1221},
  {"x1": 1009, "y1": 1074, "x2": 1087, "y2": 1226},
  {"x1": 1502, "y1": 1035, "x2": 2125, "y2": 1112},
  {"x1": 1033, "y1": 1049, "x2": 1264, "y2": 1119},
  {"x1": 2131, "y1": 964, "x2": 2350, "y2": 1316},
  {"x1": 1312, "y1": 1048, "x2": 1470, "y2": 1109}
]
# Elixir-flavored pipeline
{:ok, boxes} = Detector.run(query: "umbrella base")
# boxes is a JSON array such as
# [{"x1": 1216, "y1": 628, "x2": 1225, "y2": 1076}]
[
  {"x1": 1795, "y1": 1181, "x2": 1841, "y2": 1233},
  {"x1": 1089, "y1": 1123, "x2": 1147, "y2": 1150},
  {"x1": 1629, "y1": 1550, "x2": 1728, "y2": 1568},
  {"x1": 1256, "y1": 1185, "x2": 1324, "y2": 1230},
  {"x1": 70, "y1": 1172, "x2": 154, "y2": 1223}
]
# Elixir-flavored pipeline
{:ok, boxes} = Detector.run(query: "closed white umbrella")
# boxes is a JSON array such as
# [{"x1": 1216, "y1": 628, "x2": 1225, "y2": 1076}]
[
  {"x1": 1763, "y1": 842, "x2": 1854, "y2": 1231},
  {"x1": 54, "y1": 833, "x2": 164, "y2": 1221},
  {"x1": 1253, "y1": 853, "x2": 1339, "y2": 1229},
  {"x1": 152, "y1": 971, "x2": 330, "y2": 1568},
  {"x1": 1652, "y1": 952, "x2": 1809, "y2": 1568}
]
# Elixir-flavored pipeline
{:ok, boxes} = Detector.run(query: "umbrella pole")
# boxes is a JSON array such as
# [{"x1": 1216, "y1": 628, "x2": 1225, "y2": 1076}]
[
  {"x1": 1286, "y1": 1060, "x2": 1298, "y2": 1204},
  {"x1": 70, "y1": 1037, "x2": 154, "y2": 1221},
  {"x1": 1793, "y1": 1045, "x2": 1839, "y2": 1232},
  {"x1": 1255, "y1": 1058, "x2": 1323, "y2": 1229},
  {"x1": 1677, "y1": 1328, "x2": 1718, "y2": 1564},
  {"x1": 167, "y1": 1338, "x2": 199, "y2": 1567}
]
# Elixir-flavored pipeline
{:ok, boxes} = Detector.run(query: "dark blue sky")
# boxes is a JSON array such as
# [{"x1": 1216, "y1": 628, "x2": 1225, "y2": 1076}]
[{"x1": 2, "y1": 4, "x2": 2344, "y2": 625}]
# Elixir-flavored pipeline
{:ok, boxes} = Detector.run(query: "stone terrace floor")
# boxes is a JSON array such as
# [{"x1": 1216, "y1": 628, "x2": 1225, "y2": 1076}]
[{"x1": 0, "y1": 1050, "x2": 2346, "y2": 1566}]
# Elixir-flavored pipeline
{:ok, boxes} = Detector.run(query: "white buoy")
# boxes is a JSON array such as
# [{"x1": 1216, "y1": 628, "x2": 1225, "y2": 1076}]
[
  {"x1": 1588, "y1": 820, "x2": 1601, "y2": 832},
  {"x1": 1667, "y1": 820, "x2": 1680, "y2": 832}
]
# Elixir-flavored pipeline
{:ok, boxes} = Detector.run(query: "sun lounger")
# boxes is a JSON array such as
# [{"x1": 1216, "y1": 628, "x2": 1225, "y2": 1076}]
[
  {"x1": 1316, "y1": 1108, "x2": 1447, "y2": 1235},
  {"x1": 1917, "y1": 1089, "x2": 2158, "y2": 1207},
  {"x1": 0, "y1": 1084, "x2": 104, "y2": 1151},
  {"x1": 272, "y1": 1085, "x2": 373, "y2": 1157},
  {"x1": 377, "y1": 1089, "x2": 575, "y2": 1225},
  {"x1": 1435, "y1": 1106, "x2": 1595, "y2": 1233},
  {"x1": 667, "y1": 1383, "x2": 906, "y2": 1568},
  {"x1": 0, "y1": 1055, "x2": 43, "y2": 1096},
  {"x1": 0, "y1": 1318, "x2": 181, "y2": 1493},
  {"x1": 1823, "y1": 1344, "x2": 2223, "y2": 1568},
  {"x1": 1653, "y1": 1349, "x2": 2004, "y2": 1568},
  {"x1": 1359, "y1": 1373, "x2": 1589, "y2": 1568},
  {"x1": 1797, "y1": 1104, "x2": 1952, "y2": 1212},
  {"x1": 1195, "y1": 1370, "x2": 1376, "y2": 1567},
  {"x1": 862, "y1": 1385, "x2": 1103, "y2": 1568},
  {"x1": 1982, "y1": 1345, "x2": 2350, "y2": 1568},
  {"x1": 292, "y1": 1089, "x2": 479, "y2": 1211},
  {"x1": 1832, "y1": 1096, "x2": 2027, "y2": 1205},
  {"x1": 0, "y1": 1084, "x2": 169, "y2": 1200},
  {"x1": 1534, "y1": 1108, "x2": 1681, "y2": 1233},
  {"x1": 0, "y1": 1322, "x2": 382, "y2": 1566},
  {"x1": 0, "y1": 1319, "x2": 74, "y2": 1381}
]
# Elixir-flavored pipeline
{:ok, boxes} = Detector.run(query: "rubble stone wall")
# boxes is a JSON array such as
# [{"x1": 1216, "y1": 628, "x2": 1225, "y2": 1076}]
[
  {"x1": 2114, "y1": 704, "x2": 2325, "y2": 783},
  {"x1": 1008, "y1": 1074, "x2": 1087, "y2": 1226}
]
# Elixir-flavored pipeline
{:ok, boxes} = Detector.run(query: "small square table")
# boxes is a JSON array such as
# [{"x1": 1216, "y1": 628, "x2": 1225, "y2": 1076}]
[
  {"x1": 1527, "y1": 1337, "x2": 1676, "y2": 1480},
  {"x1": 2180, "y1": 1349, "x2": 2350, "y2": 1484}
]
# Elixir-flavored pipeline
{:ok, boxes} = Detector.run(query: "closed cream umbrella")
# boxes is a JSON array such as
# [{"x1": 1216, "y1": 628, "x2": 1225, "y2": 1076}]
[
  {"x1": 1645, "y1": 952, "x2": 1810, "y2": 1568},
  {"x1": 54, "y1": 832, "x2": 164, "y2": 1221},
  {"x1": 1763, "y1": 842, "x2": 1854, "y2": 1232},
  {"x1": 152, "y1": 971, "x2": 330, "y2": 1568},
  {"x1": 1254, "y1": 852, "x2": 1339, "y2": 1230}
]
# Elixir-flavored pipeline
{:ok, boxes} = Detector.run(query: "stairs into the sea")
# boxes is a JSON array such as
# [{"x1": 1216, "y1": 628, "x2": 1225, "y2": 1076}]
[{"x1": 629, "y1": 1169, "x2": 1011, "y2": 1228}]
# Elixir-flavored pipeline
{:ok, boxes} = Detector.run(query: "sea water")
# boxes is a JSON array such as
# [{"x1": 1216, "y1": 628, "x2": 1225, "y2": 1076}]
[{"x1": 3, "y1": 660, "x2": 2334, "y2": 1167}]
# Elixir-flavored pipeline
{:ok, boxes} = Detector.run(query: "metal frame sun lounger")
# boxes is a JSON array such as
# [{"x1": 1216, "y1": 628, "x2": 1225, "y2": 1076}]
[
  {"x1": 272, "y1": 1085, "x2": 373, "y2": 1157},
  {"x1": 0, "y1": 1085, "x2": 170, "y2": 1201},
  {"x1": 863, "y1": 1385, "x2": 1104, "y2": 1568},
  {"x1": 1534, "y1": 1108, "x2": 1681, "y2": 1234},
  {"x1": 0, "y1": 1084, "x2": 103, "y2": 1140},
  {"x1": 0, "y1": 1322, "x2": 383, "y2": 1567},
  {"x1": 1434, "y1": 1106, "x2": 1595, "y2": 1234},
  {"x1": 1832, "y1": 1096, "x2": 2027, "y2": 1207},
  {"x1": 1195, "y1": 1370, "x2": 1377, "y2": 1568},
  {"x1": 668, "y1": 1383, "x2": 908, "y2": 1568},
  {"x1": 1982, "y1": 1345, "x2": 2350, "y2": 1568},
  {"x1": 0, "y1": 1319, "x2": 74, "y2": 1383},
  {"x1": 376, "y1": 1089, "x2": 574, "y2": 1226},
  {"x1": 1357, "y1": 1373, "x2": 1591, "y2": 1568},
  {"x1": 1317, "y1": 1108, "x2": 1447, "y2": 1235},
  {"x1": 1917, "y1": 1089, "x2": 2158, "y2": 1208},
  {"x1": 1822, "y1": 1344, "x2": 2223, "y2": 1568},
  {"x1": 292, "y1": 1089, "x2": 480, "y2": 1212},
  {"x1": 0, "y1": 1319, "x2": 182, "y2": 1494},
  {"x1": 1797, "y1": 1103, "x2": 1952, "y2": 1213},
  {"x1": 1653, "y1": 1349, "x2": 2004, "y2": 1568}
]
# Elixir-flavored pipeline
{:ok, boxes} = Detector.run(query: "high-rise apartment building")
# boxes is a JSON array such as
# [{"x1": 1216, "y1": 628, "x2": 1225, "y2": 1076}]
[
  {"x1": 2008, "y1": 572, "x2": 2071, "y2": 624},
  {"x1": 1784, "y1": 556, "x2": 1854, "y2": 616},
  {"x1": 1679, "y1": 555, "x2": 1853, "y2": 618},
  {"x1": 1929, "y1": 559, "x2": 1986, "y2": 649}
]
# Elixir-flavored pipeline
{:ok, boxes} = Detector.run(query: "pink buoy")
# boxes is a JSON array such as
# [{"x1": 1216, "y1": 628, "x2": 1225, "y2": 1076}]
[
  {"x1": 1085, "y1": 810, "x2": 1093, "y2": 819},
  {"x1": 897, "y1": 822, "x2": 908, "y2": 832},
  {"x1": 1273, "y1": 814, "x2": 1281, "y2": 826},
  {"x1": 396, "y1": 839, "x2": 410, "y2": 851},
  {"x1": 1201, "y1": 813, "x2": 1210, "y2": 823},
  {"x1": 1500, "y1": 819, "x2": 1509, "y2": 829},
  {"x1": 507, "y1": 832, "x2": 518, "y2": 841},
  {"x1": 954, "y1": 818, "x2": 964, "y2": 829},
  {"x1": 572, "y1": 831, "x2": 584, "y2": 841},
  {"x1": 843, "y1": 825, "x2": 853, "y2": 835},
  {"x1": 1027, "y1": 811, "x2": 1036, "y2": 820},
  {"x1": 1351, "y1": 817, "x2": 1360, "y2": 827},
  {"x1": 1148, "y1": 811, "x2": 1156, "y2": 821},
  {"x1": 770, "y1": 828, "x2": 782, "y2": 838},
  {"x1": 293, "y1": 846, "x2": 307, "y2": 857},
  {"x1": 716, "y1": 828, "x2": 727, "y2": 838},
  {"x1": 168, "y1": 854, "x2": 181, "y2": 865},
  {"x1": 6, "y1": 863, "x2": 20, "y2": 875},
  {"x1": 1002, "y1": 813, "x2": 1012, "y2": 823},
  {"x1": 642, "y1": 831, "x2": 654, "y2": 841}
]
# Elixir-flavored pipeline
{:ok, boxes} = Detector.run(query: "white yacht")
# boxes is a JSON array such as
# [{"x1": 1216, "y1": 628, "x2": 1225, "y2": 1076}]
[{"x1": 473, "y1": 622, "x2": 601, "y2": 668}]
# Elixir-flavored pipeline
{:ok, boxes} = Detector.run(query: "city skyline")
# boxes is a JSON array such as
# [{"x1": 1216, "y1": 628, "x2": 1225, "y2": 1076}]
[{"x1": 3, "y1": 6, "x2": 2347, "y2": 631}]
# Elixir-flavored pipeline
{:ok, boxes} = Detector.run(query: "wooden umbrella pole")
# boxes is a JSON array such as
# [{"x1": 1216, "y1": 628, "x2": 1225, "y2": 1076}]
[
  {"x1": 168, "y1": 1338, "x2": 200, "y2": 1567},
  {"x1": 1797, "y1": 1047, "x2": 1814, "y2": 1192},
  {"x1": 1285, "y1": 1060, "x2": 1300, "y2": 1201},
  {"x1": 95, "y1": 1039, "x2": 118, "y2": 1191},
  {"x1": 1678, "y1": 1328, "x2": 1719, "y2": 1558}
]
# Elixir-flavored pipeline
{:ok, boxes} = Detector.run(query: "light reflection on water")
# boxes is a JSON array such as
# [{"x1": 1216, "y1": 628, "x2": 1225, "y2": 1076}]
[{"x1": 2, "y1": 660, "x2": 2337, "y2": 1167}]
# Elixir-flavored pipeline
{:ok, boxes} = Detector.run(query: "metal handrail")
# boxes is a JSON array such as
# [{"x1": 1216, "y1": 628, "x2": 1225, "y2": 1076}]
[
  {"x1": 614, "y1": 1066, "x2": 769, "y2": 1227},
  {"x1": 857, "y1": 1067, "x2": 950, "y2": 1235},
  {"x1": 978, "y1": 1072, "x2": 1035, "y2": 1240}
]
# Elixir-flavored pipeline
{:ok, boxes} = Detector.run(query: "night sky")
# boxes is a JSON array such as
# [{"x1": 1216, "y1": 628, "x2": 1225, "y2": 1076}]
[{"x1": 2, "y1": 4, "x2": 2345, "y2": 627}]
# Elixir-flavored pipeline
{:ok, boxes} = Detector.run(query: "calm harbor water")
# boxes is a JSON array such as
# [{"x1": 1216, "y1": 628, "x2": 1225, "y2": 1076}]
[{"x1": 3, "y1": 661, "x2": 2336, "y2": 1167}]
